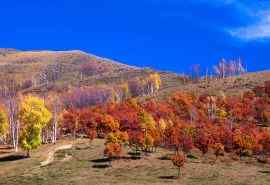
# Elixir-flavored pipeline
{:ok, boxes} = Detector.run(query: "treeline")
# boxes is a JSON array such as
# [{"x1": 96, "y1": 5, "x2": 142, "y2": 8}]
[
  {"x1": 1, "y1": 72, "x2": 270, "y2": 177},
  {"x1": 0, "y1": 72, "x2": 161, "y2": 156},
  {"x1": 61, "y1": 81, "x2": 270, "y2": 175},
  {"x1": 189, "y1": 58, "x2": 246, "y2": 81},
  {"x1": 62, "y1": 73, "x2": 161, "y2": 108}
]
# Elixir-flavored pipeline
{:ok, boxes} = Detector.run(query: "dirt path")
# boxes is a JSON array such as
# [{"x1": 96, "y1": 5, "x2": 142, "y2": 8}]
[{"x1": 40, "y1": 144, "x2": 73, "y2": 167}]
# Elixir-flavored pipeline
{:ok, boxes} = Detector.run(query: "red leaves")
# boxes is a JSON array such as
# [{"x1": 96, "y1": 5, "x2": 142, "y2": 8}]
[
  {"x1": 59, "y1": 80, "x2": 270, "y2": 163},
  {"x1": 61, "y1": 109, "x2": 79, "y2": 136},
  {"x1": 165, "y1": 122, "x2": 194, "y2": 154},
  {"x1": 78, "y1": 108, "x2": 97, "y2": 140},
  {"x1": 104, "y1": 143, "x2": 122, "y2": 159},
  {"x1": 194, "y1": 128, "x2": 213, "y2": 155},
  {"x1": 232, "y1": 126, "x2": 257, "y2": 156},
  {"x1": 171, "y1": 152, "x2": 187, "y2": 177},
  {"x1": 256, "y1": 130, "x2": 270, "y2": 155},
  {"x1": 171, "y1": 153, "x2": 186, "y2": 168},
  {"x1": 265, "y1": 81, "x2": 270, "y2": 97},
  {"x1": 213, "y1": 143, "x2": 225, "y2": 158}
]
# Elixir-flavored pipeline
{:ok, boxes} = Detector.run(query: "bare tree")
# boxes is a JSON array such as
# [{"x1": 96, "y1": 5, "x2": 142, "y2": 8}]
[
  {"x1": 46, "y1": 94, "x2": 62, "y2": 144},
  {"x1": 213, "y1": 58, "x2": 246, "y2": 78},
  {"x1": 0, "y1": 79, "x2": 21, "y2": 152},
  {"x1": 214, "y1": 58, "x2": 226, "y2": 78}
]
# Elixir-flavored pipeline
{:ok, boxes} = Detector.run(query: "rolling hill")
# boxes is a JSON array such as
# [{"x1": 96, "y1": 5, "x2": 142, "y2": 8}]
[
  {"x1": 0, "y1": 49, "x2": 165, "y2": 94},
  {"x1": 0, "y1": 48, "x2": 269, "y2": 98}
]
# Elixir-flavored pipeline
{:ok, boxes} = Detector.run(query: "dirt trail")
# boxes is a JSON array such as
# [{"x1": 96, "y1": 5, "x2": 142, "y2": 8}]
[{"x1": 40, "y1": 144, "x2": 72, "y2": 167}]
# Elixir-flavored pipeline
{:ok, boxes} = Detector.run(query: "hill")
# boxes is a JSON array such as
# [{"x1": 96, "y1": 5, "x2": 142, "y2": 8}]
[
  {"x1": 0, "y1": 49, "x2": 167, "y2": 95},
  {"x1": 0, "y1": 49, "x2": 135, "y2": 84},
  {"x1": 0, "y1": 48, "x2": 269, "y2": 99},
  {"x1": 159, "y1": 70, "x2": 270, "y2": 97}
]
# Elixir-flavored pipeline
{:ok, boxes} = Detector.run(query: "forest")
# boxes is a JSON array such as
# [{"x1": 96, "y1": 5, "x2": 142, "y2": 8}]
[{"x1": 1, "y1": 62, "x2": 270, "y2": 182}]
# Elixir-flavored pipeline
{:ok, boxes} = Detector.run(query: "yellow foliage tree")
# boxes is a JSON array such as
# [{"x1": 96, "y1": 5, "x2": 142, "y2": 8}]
[
  {"x1": 139, "y1": 111, "x2": 157, "y2": 151},
  {"x1": 139, "y1": 111, "x2": 156, "y2": 132},
  {"x1": 106, "y1": 131, "x2": 129, "y2": 145},
  {"x1": 19, "y1": 96, "x2": 52, "y2": 157},
  {"x1": 0, "y1": 107, "x2": 8, "y2": 138},
  {"x1": 149, "y1": 73, "x2": 162, "y2": 93}
]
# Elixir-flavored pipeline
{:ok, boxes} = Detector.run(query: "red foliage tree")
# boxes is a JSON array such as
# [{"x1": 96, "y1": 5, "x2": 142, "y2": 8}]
[
  {"x1": 171, "y1": 152, "x2": 186, "y2": 178},
  {"x1": 104, "y1": 143, "x2": 122, "y2": 166}
]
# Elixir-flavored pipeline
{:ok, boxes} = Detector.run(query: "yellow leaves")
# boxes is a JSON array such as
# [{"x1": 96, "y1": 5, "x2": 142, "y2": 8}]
[
  {"x1": 0, "y1": 107, "x2": 8, "y2": 137},
  {"x1": 217, "y1": 108, "x2": 228, "y2": 119},
  {"x1": 103, "y1": 114, "x2": 119, "y2": 132},
  {"x1": 106, "y1": 131, "x2": 129, "y2": 144},
  {"x1": 158, "y1": 119, "x2": 167, "y2": 131},
  {"x1": 149, "y1": 73, "x2": 162, "y2": 91},
  {"x1": 19, "y1": 95, "x2": 52, "y2": 152},
  {"x1": 20, "y1": 96, "x2": 52, "y2": 128},
  {"x1": 139, "y1": 111, "x2": 156, "y2": 131},
  {"x1": 144, "y1": 134, "x2": 154, "y2": 149},
  {"x1": 119, "y1": 82, "x2": 129, "y2": 96},
  {"x1": 182, "y1": 124, "x2": 196, "y2": 138},
  {"x1": 233, "y1": 129, "x2": 256, "y2": 151}
]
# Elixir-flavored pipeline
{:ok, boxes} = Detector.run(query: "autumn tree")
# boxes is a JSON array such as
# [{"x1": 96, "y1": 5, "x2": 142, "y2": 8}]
[
  {"x1": 171, "y1": 152, "x2": 186, "y2": 178},
  {"x1": 0, "y1": 107, "x2": 8, "y2": 144},
  {"x1": 165, "y1": 121, "x2": 194, "y2": 155},
  {"x1": 265, "y1": 81, "x2": 270, "y2": 97},
  {"x1": 128, "y1": 78, "x2": 145, "y2": 97},
  {"x1": 104, "y1": 143, "x2": 122, "y2": 166},
  {"x1": 96, "y1": 114, "x2": 119, "y2": 137},
  {"x1": 106, "y1": 131, "x2": 129, "y2": 145},
  {"x1": 194, "y1": 126, "x2": 213, "y2": 156},
  {"x1": 19, "y1": 96, "x2": 52, "y2": 157},
  {"x1": 78, "y1": 108, "x2": 98, "y2": 142},
  {"x1": 212, "y1": 143, "x2": 225, "y2": 161},
  {"x1": 61, "y1": 109, "x2": 80, "y2": 138},
  {"x1": 113, "y1": 83, "x2": 130, "y2": 102},
  {"x1": 0, "y1": 78, "x2": 21, "y2": 151},
  {"x1": 233, "y1": 127, "x2": 257, "y2": 158},
  {"x1": 38, "y1": 64, "x2": 63, "y2": 85},
  {"x1": 213, "y1": 58, "x2": 246, "y2": 78},
  {"x1": 128, "y1": 73, "x2": 161, "y2": 97},
  {"x1": 46, "y1": 94, "x2": 62, "y2": 144},
  {"x1": 139, "y1": 111, "x2": 156, "y2": 152},
  {"x1": 62, "y1": 86, "x2": 114, "y2": 109},
  {"x1": 147, "y1": 73, "x2": 162, "y2": 95},
  {"x1": 257, "y1": 130, "x2": 270, "y2": 158}
]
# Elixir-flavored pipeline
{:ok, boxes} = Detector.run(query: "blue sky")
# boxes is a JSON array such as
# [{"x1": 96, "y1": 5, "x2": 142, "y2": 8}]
[{"x1": 1, "y1": 0, "x2": 270, "y2": 73}]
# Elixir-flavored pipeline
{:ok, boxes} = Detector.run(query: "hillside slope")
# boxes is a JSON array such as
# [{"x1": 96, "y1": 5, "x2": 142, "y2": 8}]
[
  {"x1": 0, "y1": 49, "x2": 164, "y2": 95},
  {"x1": 0, "y1": 48, "x2": 269, "y2": 98},
  {"x1": 158, "y1": 70, "x2": 270, "y2": 97},
  {"x1": 0, "y1": 49, "x2": 134, "y2": 84}
]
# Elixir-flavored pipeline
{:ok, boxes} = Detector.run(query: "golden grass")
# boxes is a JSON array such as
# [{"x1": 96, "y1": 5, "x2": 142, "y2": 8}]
[{"x1": 1, "y1": 139, "x2": 270, "y2": 185}]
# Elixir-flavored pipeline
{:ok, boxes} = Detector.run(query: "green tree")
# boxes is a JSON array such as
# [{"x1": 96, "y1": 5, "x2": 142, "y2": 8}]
[{"x1": 19, "y1": 96, "x2": 52, "y2": 157}]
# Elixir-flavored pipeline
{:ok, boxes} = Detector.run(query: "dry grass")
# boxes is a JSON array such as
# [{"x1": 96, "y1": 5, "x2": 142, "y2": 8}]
[
  {"x1": 0, "y1": 139, "x2": 270, "y2": 185},
  {"x1": 0, "y1": 50, "x2": 158, "y2": 95},
  {"x1": 1, "y1": 49, "x2": 269, "y2": 98},
  {"x1": 158, "y1": 70, "x2": 270, "y2": 98}
]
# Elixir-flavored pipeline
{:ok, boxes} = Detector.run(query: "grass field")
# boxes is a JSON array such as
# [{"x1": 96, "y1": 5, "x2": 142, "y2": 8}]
[{"x1": 1, "y1": 139, "x2": 270, "y2": 185}]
